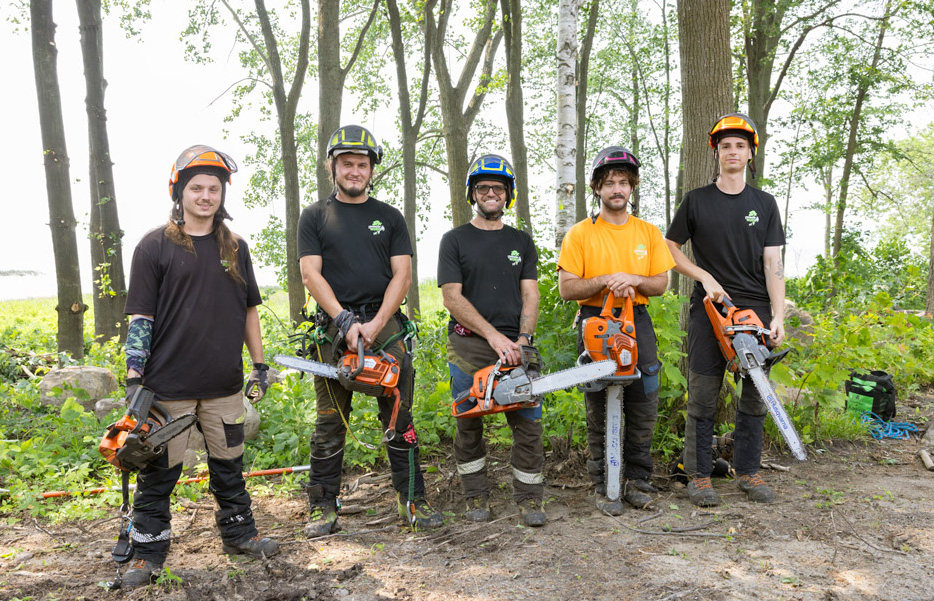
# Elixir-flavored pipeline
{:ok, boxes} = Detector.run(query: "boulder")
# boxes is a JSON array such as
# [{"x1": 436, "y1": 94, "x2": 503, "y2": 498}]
[
  {"x1": 94, "y1": 398, "x2": 125, "y2": 420},
  {"x1": 40, "y1": 366, "x2": 118, "y2": 412},
  {"x1": 784, "y1": 299, "x2": 815, "y2": 345},
  {"x1": 181, "y1": 394, "x2": 261, "y2": 471}
]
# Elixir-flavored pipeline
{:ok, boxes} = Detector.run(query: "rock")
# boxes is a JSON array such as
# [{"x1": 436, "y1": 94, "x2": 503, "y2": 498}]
[
  {"x1": 184, "y1": 429, "x2": 208, "y2": 471},
  {"x1": 94, "y1": 398, "x2": 125, "y2": 420},
  {"x1": 266, "y1": 367, "x2": 286, "y2": 385},
  {"x1": 784, "y1": 299, "x2": 814, "y2": 345},
  {"x1": 39, "y1": 366, "x2": 118, "y2": 412}
]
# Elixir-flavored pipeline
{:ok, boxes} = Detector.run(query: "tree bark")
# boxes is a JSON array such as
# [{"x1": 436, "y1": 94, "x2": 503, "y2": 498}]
[
  {"x1": 832, "y1": 0, "x2": 891, "y2": 260},
  {"x1": 427, "y1": 0, "x2": 502, "y2": 228},
  {"x1": 254, "y1": 0, "x2": 311, "y2": 324},
  {"x1": 927, "y1": 199, "x2": 934, "y2": 315},
  {"x1": 676, "y1": 0, "x2": 732, "y2": 387},
  {"x1": 575, "y1": 0, "x2": 599, "y2": 223},
  {"x1": 501, "y1": 0, "x2": 532, "y2": 234},
  {"x1": 555, "y1": 0, "x2": 580, "y2": 248},
  {"x1": 387, "y1": 0, "x2": 433, "y2": 320},
  {"x1": 77, "y1": 0, "x2": 126, "y2": 343},
  {"x1": 31, "y1": 0, "x2": 86, "y2": 359}
]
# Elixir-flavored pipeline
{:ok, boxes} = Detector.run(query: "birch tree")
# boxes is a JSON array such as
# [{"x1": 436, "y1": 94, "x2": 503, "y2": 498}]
[{"x1": 555, "y1": 0, "x2": 580, "y2": 247}]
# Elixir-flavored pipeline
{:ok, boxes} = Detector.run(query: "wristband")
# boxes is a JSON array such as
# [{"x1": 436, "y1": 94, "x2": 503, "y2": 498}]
[
  {"x1": 253, "y1": 362, "x2": 269, "y2": 372},
  {"x1": 519, "y1": 333, "x2": 534, "y2": 345}
]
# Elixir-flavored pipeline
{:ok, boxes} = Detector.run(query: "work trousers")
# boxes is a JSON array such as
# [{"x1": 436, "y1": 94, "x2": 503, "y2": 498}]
[{"x1": 131, "y1": 392, "x2": 256, "y2": 564}]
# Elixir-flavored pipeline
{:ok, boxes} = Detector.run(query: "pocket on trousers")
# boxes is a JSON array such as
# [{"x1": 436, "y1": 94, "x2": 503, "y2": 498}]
[
  {"x1": 221, "y1": 410, "x2": 246, "y2": 448},
  {"x1": 641, "y1": 361, "x2": 662, "y2": 395}
]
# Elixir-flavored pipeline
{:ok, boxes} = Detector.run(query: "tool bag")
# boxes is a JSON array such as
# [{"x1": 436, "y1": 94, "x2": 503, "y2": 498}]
[{"x1": 844, "y1": 370, "x2": 896, "y2": 421}]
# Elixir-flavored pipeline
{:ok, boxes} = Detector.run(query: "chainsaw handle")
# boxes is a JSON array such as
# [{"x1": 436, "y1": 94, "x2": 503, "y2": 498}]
[
  {"x1": 599, "y1": 290, "x2": 634, "y2": 319},
  {"x1": 349, "y1": 338, "x2": 366, "y2": 379}
]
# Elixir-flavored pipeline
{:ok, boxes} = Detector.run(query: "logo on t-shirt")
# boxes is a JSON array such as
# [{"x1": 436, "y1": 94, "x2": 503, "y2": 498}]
[
  {"x1": 745, "y1": 210, "x2": 759, "y2": 226},
  {"x1": 507, "y1": 250, "x2": 522, "y2": 266},
  {"x1": 634, "y1": 244, "x2": 647, "y2": 260},
  {"x1": 368, "y1": 220, "x2": 386, "y2": 235}
]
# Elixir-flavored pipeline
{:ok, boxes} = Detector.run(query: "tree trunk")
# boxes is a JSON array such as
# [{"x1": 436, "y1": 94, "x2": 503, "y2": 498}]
[
  {"x1": 555, "y1": 0, "x2": 580, "y2": 248},
  {"x1": 677, "y1": 0, "x2": 732, "y2": 393},
  {"x1": 501, "y1": 0, "x2": 532, "y2": 234},
  {"x1": 316, "y1": 0, "x2": 343, "y2": 204},
  {"x1": 821, "y1": 166, "x2": 832, "y2": 258},
  {"x1": 387, "y1": 0, "x2": 432, "y2": 320},
  {"x1": 77, "y1": 0, "x2": 126, "y2": 343},
  {"x1": 427, "y1": 0, "x2": 502, "y2": 228},
  {"x1": 254, "y1": 0, "x2": 311, "y2": 325},
  {"x1": 629, "y1": 9, "x2": 640, "y2": 219},
  {"x1": 832, "y1": 0, "x2": 891, "y2": 259},
  {"x1": 575, "y1": 0, "x2": 599, "y2": 223},
  {"x1": 927, "y1": 200, "x2": 934, "y2": 315},
  {"x1": 31, "y1": 0, "x2": 86, "y2": 359}
]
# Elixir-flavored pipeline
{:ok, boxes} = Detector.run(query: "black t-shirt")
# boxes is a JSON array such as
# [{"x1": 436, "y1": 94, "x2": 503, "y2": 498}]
[
  {"x1": 297, "y1": 195, "x2": 413, "y2": 306},
  {"x1": 666, "y1": 183, "x2": 785, "y2": 305},
  {"x1": 437, "y1": 223, "x2": 538, "y2": 339},
  {"x1": 124, "y1": 227, "x2": 262, "y2": 400}
]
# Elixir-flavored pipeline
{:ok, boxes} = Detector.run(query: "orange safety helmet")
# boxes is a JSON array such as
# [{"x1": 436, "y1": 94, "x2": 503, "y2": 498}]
[
  {"x1": 708, "y1": 113, "x2": 759, "y2": 156},
  {"x1": 168, "y1": 145, "x2": 238, "y2": 201}
]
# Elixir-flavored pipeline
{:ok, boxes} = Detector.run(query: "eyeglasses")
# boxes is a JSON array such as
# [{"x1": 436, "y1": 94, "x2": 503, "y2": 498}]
[{"x1": 475, "y1": 184, "x2": 507, "y2": 196}]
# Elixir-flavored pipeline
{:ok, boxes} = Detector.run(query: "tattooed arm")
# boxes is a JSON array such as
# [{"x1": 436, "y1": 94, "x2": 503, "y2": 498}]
[{"x1": 763, "y1": 245, "x2": 786, "y2": 345}]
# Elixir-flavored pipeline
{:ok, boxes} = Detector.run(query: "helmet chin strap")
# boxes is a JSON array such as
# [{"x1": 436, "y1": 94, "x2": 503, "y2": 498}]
[{"x1": 172, "y1": 199, "x2": 186, "y2": 226}]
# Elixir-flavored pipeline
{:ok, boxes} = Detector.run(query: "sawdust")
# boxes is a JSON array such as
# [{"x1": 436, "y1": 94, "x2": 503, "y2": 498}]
[{"x1": 3, "y1": 397, "x2": 934, "y2": 601}]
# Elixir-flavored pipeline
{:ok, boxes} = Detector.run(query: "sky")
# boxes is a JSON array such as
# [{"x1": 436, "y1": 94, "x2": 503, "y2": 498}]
[{"x1": 0, "y1": 3, "x2": 910, "y2": 303}]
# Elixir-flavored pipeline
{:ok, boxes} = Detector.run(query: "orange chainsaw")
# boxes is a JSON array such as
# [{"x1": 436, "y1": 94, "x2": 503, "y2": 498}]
[
  {"x1": 99, "y1": 386, "x2": 197, "y2": 472},
  {"x1": 704, "y1": 296, "x2": 805, "y2": 461},
  {"x1": 451, "y1": 345, "x2": 616, "y2": 419},
  {"x1": 577, "y1": 290, "x2": 642, "y2": 391},
  {"x1": 275, "y1": 338, "x2": 404, "y2": 441}
]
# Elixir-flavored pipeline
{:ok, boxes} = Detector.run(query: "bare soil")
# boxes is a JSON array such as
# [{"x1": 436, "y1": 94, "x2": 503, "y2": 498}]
[{"x1": 3, "y1": 395, "x2": 934, "y2": 601}]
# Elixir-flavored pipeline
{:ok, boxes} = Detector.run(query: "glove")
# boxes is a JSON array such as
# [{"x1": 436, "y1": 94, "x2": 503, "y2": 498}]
[
  {"x1": 333, "y1": 309, "x2": 358, "y2": 338},
  {"x1": 125, "y1": 376, "x2": 142, "y2": 406},
  {"x1": 245, "y1": 363, "x2": 269, "y2": 403}
]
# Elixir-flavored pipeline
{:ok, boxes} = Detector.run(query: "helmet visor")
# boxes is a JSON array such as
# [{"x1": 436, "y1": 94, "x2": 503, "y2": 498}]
[{"x1": 174, "y1": 145, "x2": 238, "y2": 177}]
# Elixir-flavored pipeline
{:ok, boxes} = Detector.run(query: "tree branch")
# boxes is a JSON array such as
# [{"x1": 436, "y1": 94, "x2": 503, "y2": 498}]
[
  {"x1": 341, "y1": 0, "x2": 381, "y2": 80},
  {"x1": 464, "y1": 28, "x2": 503, "y2": 127},
  {"x1": 219, "y1": 0, "x2": 274, "y2": 82}
]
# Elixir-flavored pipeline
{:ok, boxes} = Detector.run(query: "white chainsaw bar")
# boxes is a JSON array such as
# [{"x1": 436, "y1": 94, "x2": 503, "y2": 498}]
[
  {"x1": 605, "y1": 384, "x2": 625, "y2": 502},
  {"x1": 748, "y1": 366, "x2": 808, "y2": 461}
]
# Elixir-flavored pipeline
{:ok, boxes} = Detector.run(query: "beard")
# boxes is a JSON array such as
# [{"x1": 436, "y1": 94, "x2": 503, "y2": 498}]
[
  {"x1": 336, "y1": 177, "x2": 369, "y2": 199},
  {"x1": 601, "y1": 195, "x2": 629, "y2": 212},
  {"x1": 476, "y1": 202, "x2": 504, "y2": 221}
]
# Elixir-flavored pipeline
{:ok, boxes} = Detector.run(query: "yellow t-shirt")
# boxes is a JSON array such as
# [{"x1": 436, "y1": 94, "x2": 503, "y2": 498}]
[{"x1": 557, "y1": 214, "x2": 675, "y2": 307}]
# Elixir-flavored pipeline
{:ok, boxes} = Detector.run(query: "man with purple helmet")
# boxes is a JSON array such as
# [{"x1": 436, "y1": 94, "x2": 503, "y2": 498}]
[{"x1": 557, "y1": 147, "x2": 675, "y2": 514}]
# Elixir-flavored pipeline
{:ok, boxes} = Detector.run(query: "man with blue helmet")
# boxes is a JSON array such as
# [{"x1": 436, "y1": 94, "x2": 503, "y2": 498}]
[{"x1": 437, "y1": 154, "x2": 545, "y2": 526}]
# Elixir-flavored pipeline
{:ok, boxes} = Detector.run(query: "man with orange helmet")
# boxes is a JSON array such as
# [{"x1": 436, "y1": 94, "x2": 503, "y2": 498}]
[
  {"x1": 298, "y1": 125, "x2": 443, "y2": 536},
  {"x1": 557, "y1": 147, "x2": 675, "y2": 514},
  {"x1": 438, "y1": 154, "x2": 545, "y2": 526},
  {"x1": 120, "y1": 145, "x2": 278, "y2": 587},
  {"x1": 666, "y1": 113, "x2": 786, "y2": 507}
]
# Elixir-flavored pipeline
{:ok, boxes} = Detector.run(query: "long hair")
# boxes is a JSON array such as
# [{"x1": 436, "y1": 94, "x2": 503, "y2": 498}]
[{"x1": 164, "y1": 210, "x2": 245, "y2": 287}]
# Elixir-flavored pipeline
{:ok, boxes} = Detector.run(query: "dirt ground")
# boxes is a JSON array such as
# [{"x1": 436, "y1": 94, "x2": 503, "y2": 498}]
[{"x1": 3, "y1": 394, "x2": 934, "y2": 601}]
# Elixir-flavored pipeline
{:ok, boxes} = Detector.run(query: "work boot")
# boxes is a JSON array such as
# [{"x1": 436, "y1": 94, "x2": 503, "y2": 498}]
[
  {"x1": 517, "y1": 498, "x2": 546, "y2": 527},
  {"x1": 120, "y1": 558, "x2": 162, "y2": 589},
  {"x1": 623, "y1": 479, "x2": 655, "y2": 509},
  {"x1": 398, "y1": 495, "x2": 444, "y2": 529},
  {"x1": 595, "y1": 493, "x2": 624, "y2": 516},
  {"x1": 305, "y1": 498, "x2": 339, "y2": 538},
  {"x1": 687, "y1": 477, "x2": 721, "y2": 507},
  {"x1": 222, "y1": 535, "x2": 280, "y2": 559},
  {"x1": 465, "y1": 495, "x2": 492, "y2": 522},
  {"x1": 737, "y1": 473, "x2": 774, "y2": 503}
]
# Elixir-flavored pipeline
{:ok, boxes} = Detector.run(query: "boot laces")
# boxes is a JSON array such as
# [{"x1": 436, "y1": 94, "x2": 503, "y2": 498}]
[
  {"x1": 741, "y1": 473, "x2": 766, "y2": 487},
  {"x1": 692, "y1": 476, "x2": 713, "y2": 490}
]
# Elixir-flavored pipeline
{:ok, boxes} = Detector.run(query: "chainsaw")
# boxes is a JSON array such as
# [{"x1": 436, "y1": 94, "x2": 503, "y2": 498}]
[
  {"x1": 98, "y1": 385, "x2": 197, "y2": 589},
  {"x1": 275, "y1": 338, "x2": 404, "y2": 441},
  {"x1": 451, "y1": 345, "x2": 616, "y2": 419},
  {"x1": 98, "y1": 386, "x2": 198, "y2": 472},
  {"x1": 704, "y1": 296, "x2": 806, "y2": 461},
  {"x1": 577, "y1": 290, "x2": 642, "y2": 389},
  {"x1": 578, "y1": 290, "x2": 642, "y2": 503}
]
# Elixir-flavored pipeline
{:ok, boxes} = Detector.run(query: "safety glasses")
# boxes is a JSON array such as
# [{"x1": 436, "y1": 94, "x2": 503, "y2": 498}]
[{"x1": 172, "y1": 145, "x2": 238, "y2": 181}]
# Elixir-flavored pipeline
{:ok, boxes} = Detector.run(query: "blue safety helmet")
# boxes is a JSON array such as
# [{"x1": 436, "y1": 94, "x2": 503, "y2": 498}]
[{"x1": 465, "y1": 154, "x2": 517, "y2": 209}]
